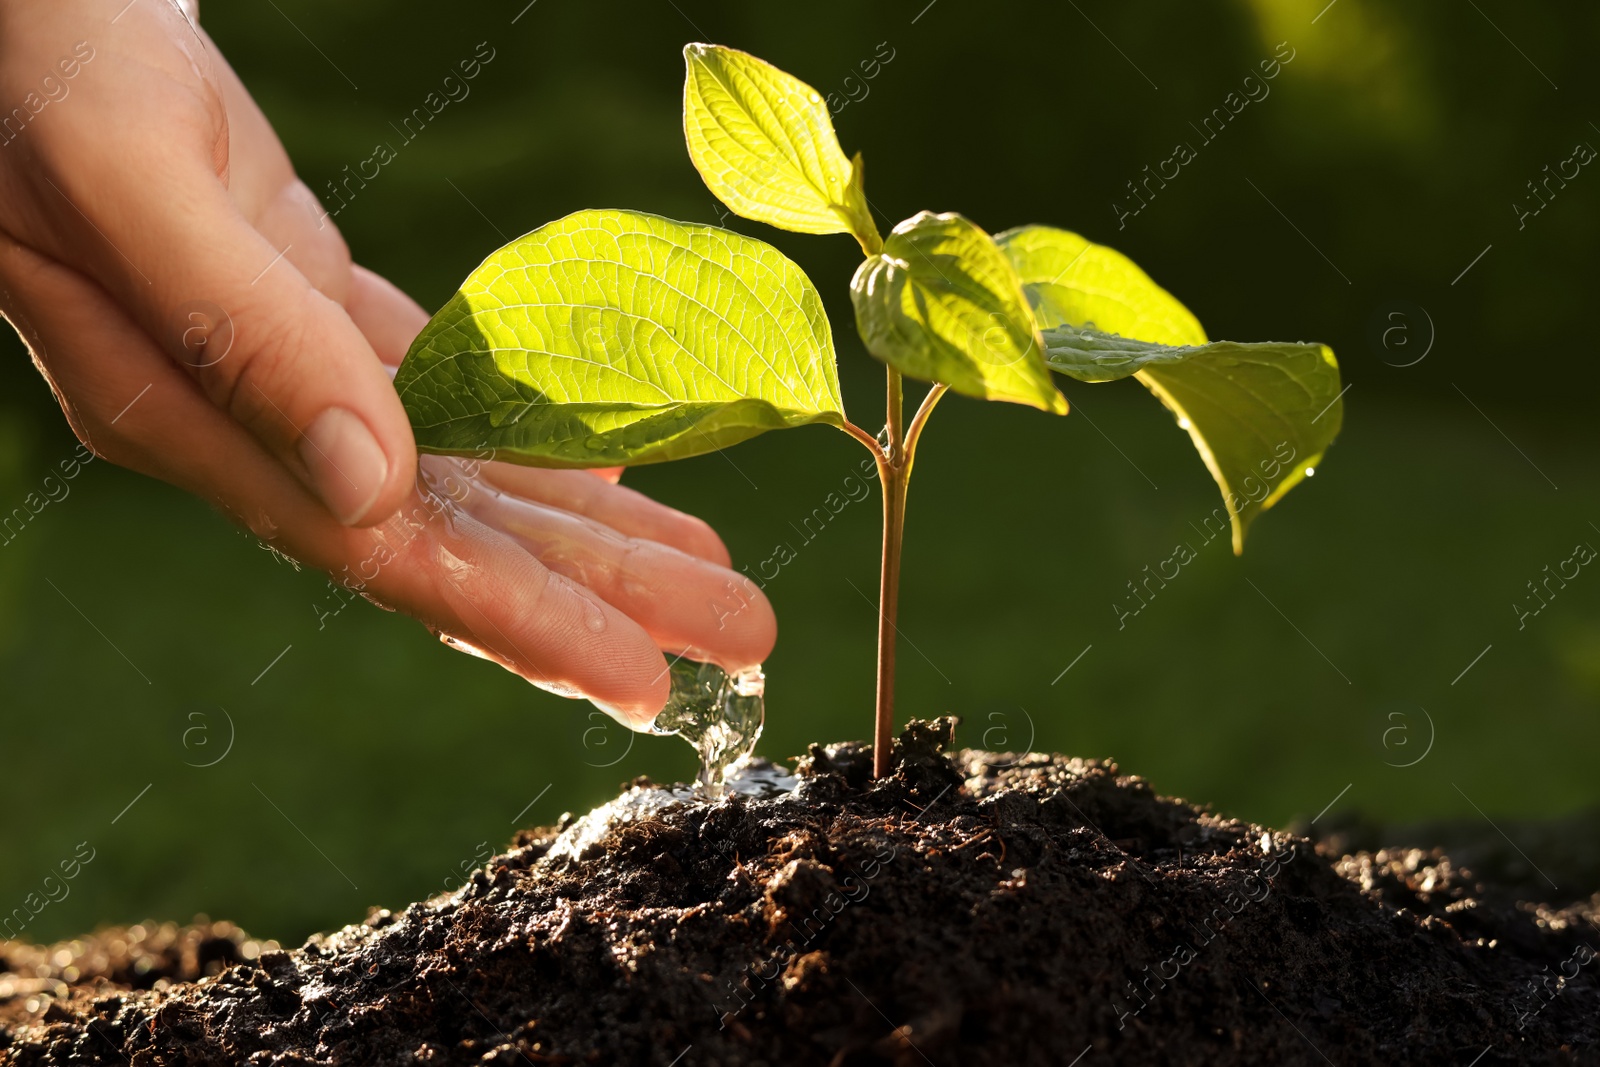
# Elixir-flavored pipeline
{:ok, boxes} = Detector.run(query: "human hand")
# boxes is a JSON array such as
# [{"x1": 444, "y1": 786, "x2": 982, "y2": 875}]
[{"x1": 0, "y1": 0, "x2": 775, "y2": 723}]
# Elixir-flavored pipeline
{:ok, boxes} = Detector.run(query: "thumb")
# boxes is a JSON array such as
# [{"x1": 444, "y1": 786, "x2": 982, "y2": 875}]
[
  {"x1": 159, "y1": 214, "x2": 416, "y2": 524},
  {"x1": 156, "y1": 233, "x2": 417, "y2": 527},
  {"x1": 51, "y1": 165, "x2": 415, "y2": 526},
  {"x1": 27, "y1": 14, "x2": 415, "y2": 526}
]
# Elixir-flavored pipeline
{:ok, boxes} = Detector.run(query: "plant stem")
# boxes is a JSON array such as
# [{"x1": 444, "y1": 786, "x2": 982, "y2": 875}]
[
  {"x1": 842, "y1": 375, "x2": 943, "y2": 778},
  {"x1": 884, "y1": 366, "x2": 904, "y2": 461},
  {"x1": 873, "y1": 368, "x2": 908, "y2": 778},
  {"x1": 904, "y1": 384, "x2": 948, "y2": 473},
  {"x1": 838, "y1": 418, "x2": 886, "y2": 459}
]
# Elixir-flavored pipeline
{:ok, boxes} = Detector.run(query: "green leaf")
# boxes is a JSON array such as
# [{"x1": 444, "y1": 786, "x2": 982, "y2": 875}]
[
  {"x1": 997, "y1": 225, "x2": 1342, "y2": 552},
  {"x1": 850, "y1": 212, "x2": 1067, "y2": 414},
  {"x1": 395, "y1": 209, "x2": 844, "y2": 468},
  {"x1": 837, "y1": 151, "x2": 879, "y2": 253},
  {"x1": 682, "y1": 43, "x2": 881, "y2": 250},
  {"x1": 1041, "y1": 323, "x2": 1331, "y2": 385},
  {"x1": 994, "y1": 225, "x2": 1208, "y2": 347}
]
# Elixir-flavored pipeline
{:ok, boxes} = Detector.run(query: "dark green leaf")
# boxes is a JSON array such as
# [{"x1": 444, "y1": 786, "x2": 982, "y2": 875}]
[
  {"x1": 850, "y1": 212, "x2": 1066, "y2": 413},
  {"x1": 998, "y1": 225, "x2": 1342, "y2": 551}
]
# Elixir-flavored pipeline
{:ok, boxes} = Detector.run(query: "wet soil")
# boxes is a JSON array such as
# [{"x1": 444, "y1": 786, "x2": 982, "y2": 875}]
[{"x1": 2, "y1": 719, "x2": 1597, "y2": 1066}]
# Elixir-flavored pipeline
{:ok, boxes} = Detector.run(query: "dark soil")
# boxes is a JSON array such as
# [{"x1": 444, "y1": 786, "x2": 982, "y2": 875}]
[{"x1": 3, "y1": 719, "x2": 1597, "y2": 1066}]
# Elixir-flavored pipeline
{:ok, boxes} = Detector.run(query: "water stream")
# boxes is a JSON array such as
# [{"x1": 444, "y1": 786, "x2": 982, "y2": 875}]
[
  {"x1": 539, "y1": 659, "x2": 777, "y2": 864},
  {"x1": 649, "y1": 658, "x2": 767, "y2": 798},
  {"x1": 544, "y1": 669, "x2": 791, "y2": 865}
]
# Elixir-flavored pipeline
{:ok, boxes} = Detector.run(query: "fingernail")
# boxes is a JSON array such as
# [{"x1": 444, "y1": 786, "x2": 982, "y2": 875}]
[
  {"x1": 592, "y1": 697, "x2": 661, "y2": 733},
  {"x1": 298, "y1": 407, "x2": 388, "y2": 525}
]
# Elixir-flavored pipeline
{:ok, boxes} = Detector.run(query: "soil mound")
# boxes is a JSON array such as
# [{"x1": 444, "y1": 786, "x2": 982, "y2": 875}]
[{"x1": 3, "y1": 720, "x2": 1596, "y2": 1065}]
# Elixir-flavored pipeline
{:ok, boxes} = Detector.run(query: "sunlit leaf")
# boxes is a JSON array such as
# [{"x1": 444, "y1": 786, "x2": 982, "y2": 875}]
[
  {"x1": 682, "y1": 43, "x2": 881, "y2": 250},
  {"x1": 850, "y1": 212, "x2": 1067, "y2": 414},
  {"x1": 837, "y1": 151, "x2": 878, "y2": 252},
  {"x1": 395, "y1": 209, "x2": 844, "y2": 468},
  {"x1": 998, "y1": 225, "x2": 1342, "y2": 551},
  {"x1": 994, "y1": 225, "x2": 1209, "y2": 347}
]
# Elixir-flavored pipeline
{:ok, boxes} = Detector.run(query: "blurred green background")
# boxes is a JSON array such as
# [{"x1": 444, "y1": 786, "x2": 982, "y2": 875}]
[{"x1": 3, "y1": 0, "x2": 1597, "y2": 944}]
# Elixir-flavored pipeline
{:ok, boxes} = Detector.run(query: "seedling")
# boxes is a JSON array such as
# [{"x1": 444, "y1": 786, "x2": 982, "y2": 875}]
[{"x1": 395, "y1": 44, "x2": 1343, "y2": 779}]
